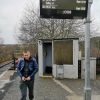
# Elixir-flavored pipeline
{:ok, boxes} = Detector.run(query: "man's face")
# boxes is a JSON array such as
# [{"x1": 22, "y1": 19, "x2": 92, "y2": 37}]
[{"x1": 23, "y1": 51, "x2": 31, "y2": 60}]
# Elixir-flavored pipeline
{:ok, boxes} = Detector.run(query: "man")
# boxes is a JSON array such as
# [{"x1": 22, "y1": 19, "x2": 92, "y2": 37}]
[{"x1": 17, "y1": 51, "x2": 38, "y2": 100}]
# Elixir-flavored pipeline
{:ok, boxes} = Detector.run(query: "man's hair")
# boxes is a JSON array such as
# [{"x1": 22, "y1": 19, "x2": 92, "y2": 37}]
[
  {"x1": 23, "y1": 50, "x2": 30, "y2": 53},
  {"x1": 23, "y1": 50, "x2": 31, "y2": 55},
  {"x1": 23, "y1": 50, "x2": 29, "y2": 53}
]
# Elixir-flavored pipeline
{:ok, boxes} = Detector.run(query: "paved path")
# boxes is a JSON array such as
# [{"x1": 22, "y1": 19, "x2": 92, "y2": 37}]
[
  {"x1": 1, "y1": 73, "x2": 100, "y2": 100},
  {"x1": 0, "y1": 70, "x2": 16, "y2": 100},
  {"x1": 2, "y1": 74, "x2": 69, "y2": 100}
]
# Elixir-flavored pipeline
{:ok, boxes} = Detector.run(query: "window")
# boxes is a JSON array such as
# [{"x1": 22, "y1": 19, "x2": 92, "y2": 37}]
[{"x1": 54, "y1": 40, "x2": 73, "y2": 64}]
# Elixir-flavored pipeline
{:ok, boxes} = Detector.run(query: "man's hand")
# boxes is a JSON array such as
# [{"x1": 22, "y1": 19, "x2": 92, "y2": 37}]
[
  {"x1": 22, "y1": 77, "x2": 25, "y2": 81},
  {"x1": 25, "y1": 76, "x2": 31, "y2": 81}
]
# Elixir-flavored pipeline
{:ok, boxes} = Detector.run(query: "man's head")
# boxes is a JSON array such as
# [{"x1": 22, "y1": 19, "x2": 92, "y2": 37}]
[{"x1": 23, "y1": 51, "x2": 31, "y2": 60}]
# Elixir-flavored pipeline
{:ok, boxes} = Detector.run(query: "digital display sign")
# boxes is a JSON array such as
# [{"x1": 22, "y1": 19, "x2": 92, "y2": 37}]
[{"x1": 40, "y1": 0, "x2": 88, "y2": 19}]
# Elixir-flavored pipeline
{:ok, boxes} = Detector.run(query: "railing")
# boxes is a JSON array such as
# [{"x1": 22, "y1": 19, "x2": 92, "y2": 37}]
[{"x1": 0, "y1": 61, "x2": 13, "y2": 68}]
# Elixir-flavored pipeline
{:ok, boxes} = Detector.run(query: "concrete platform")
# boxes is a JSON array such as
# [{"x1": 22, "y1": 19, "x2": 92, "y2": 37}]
[
  {"x1": 67, "y1": 94, "x2": 100, "y2": 100},
  {"x1": 0, "y1": 70, "x2": 15, "y2": 90},
  {"x1": 0, "y1": 70, "x2": 15, "y2": 80},
  {"x1": 1, "y1": 73, "x2": 100, "y2": 100},
  {"x1": 0, "y1": 70, "x2": 16, "y2": 100}
]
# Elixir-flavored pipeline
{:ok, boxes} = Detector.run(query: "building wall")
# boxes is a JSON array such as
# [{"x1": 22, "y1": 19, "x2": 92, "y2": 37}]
[
  {"x1": 79, "y1": 37, "x2": 100, "y2": 57},
  {"x1": 53, "y1": 40, "x2": 79, "y2": 79}
]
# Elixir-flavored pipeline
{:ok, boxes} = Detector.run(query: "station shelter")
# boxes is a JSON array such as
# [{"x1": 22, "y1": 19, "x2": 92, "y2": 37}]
[{"x1": 38, "y1": 38, "x2": 79, "y2": 79}]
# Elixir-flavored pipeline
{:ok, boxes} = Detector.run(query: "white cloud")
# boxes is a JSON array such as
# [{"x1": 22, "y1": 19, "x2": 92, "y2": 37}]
[
  {"x1": 0, "y1": 0, "x2": 40, "y2": 44},
  {"x1": 0, "y1": 0, "x2": 28, "y2": 44}
]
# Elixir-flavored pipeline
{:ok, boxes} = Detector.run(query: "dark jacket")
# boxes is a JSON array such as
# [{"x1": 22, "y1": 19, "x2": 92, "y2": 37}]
[{"x1": 17, "y1": 57, "x2": 38, "y2": 80}]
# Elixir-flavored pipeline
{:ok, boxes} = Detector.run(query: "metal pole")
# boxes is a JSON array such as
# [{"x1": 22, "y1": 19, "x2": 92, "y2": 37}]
[
  {"x1": 84, "y1": 0, "x2": 93, "y2": 100},
  {"x1": 12, "y1": 52, "x2": 16, "y2": 70}
]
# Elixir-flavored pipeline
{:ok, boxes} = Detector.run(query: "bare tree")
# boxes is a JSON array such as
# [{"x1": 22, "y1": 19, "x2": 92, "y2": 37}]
[{"x1": 17, "y1": 3, "x2": 85, "y2": 44}]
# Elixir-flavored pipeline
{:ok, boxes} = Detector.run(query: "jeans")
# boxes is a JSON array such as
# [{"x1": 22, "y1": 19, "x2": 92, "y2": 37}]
[{"x1": 20, "y1": 80, "x2": 34, "y2": 100}]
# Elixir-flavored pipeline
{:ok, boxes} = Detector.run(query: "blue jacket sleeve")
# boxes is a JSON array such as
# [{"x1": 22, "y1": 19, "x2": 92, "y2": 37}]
[
  {"x1": 17, "y1": 59, "x2": 23, "y2": 78},
  {"x1": 30, "y1": 58, "x2": 38, "y2": 79}
]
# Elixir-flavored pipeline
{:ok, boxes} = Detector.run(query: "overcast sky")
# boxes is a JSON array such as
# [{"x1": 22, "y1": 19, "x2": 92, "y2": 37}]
[{"x1": 0, "y1": 0, "x2": 100, "y2": 44}]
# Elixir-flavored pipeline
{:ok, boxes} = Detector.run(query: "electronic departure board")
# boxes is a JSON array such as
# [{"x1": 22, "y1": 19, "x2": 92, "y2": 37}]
[{"x1": 40, "y1": 0, "x2": 88, "y2": 19}]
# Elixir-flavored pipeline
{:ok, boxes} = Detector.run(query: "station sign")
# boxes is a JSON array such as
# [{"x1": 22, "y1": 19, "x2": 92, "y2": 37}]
[{"x1": 40, "y1": 0, "x2": 88, "y2": 19}]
